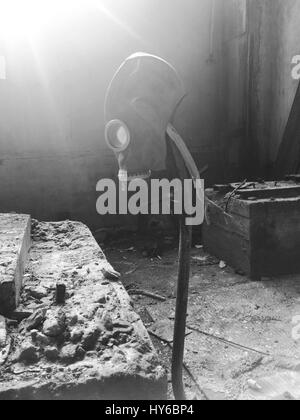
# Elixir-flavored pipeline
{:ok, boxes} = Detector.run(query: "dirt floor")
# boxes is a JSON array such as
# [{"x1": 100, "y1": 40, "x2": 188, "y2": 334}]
[{"x1": 101, "y1": 229, "x2": 300, "y2": 400}]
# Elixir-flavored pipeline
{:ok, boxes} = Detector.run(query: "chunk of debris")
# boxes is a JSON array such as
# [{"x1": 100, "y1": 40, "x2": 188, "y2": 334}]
[
  {"x1": 44, "y1": 346, "x2": 59, "y2": 362},
  {"x1": 11, "y1": 310, "x2": 33, "y2": 323},
  {"x1": 60, "y1": 344, "x2": 78, "y2": 364},
  {"x1": 82, "y1": 324, "x2": 101, "y2": 351},
  {"x1": 247, "y1": 372, "x2": 300, "y2": 399},
  {"x1": 99, "y1": 312, "x2": 114, "y2": 331},
  {"x1": 31, "y1": 331, "x2": 50, "y2": 347},
  {"x1": 0, "y1": 316, "x2": 7, "y2": 348},
  {"x1": 25, "y1": 286, "x2": 48, "y2": 300},
  {"x1": 43, "y1": 309, "x2": 66, "y2": 337},
  {"x1": 70, "y1": 327, "x2": 83, "y2": 343},
  {"x1": 93, "y1": 291, "x2": 107, "y2": 305},
  {"x1": 219, "y1": 261, "x2": 227, "y2": 269},
  {"x1": 248, "y1": 379, "x2": 262, "y2": 392},
  {"x1": 18, "y1": 341, "x2": 39, "y2": 364},
  {"x1": 0, "y1": 338, "x2": 11, "y2": 366},
  {"x1": 25, "y1": 308, "x2": 47, "y2": 331},
  {"x1": 67, "y1": 311, "x2": 79, "y2": 327},
  {"x1": 103, "y1": 267, "x2": 121, "y2": 281},
  {"x1": 191, "y1": 255, "x2": 219, "y2": 266}
]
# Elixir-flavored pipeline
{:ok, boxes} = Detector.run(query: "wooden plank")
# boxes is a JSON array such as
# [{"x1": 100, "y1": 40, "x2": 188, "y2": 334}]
[
  {"x1": 206, "y1": 201, "x2": 250, "y2": 239},
  {"x1": 203, "y1": 223, "x2": 251, "y2": 275},
  {"x1": 250, "y1": 199, "x2": 300, "y2": 277},
  {"x1": 237, "y1": 185, "x2": 300, "y2": 199}
]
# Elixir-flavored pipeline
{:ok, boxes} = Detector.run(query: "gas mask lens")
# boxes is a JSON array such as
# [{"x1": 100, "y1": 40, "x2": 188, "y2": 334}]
[{"x1": 105, "y1": 120, "x2": 130, "y2": 151}]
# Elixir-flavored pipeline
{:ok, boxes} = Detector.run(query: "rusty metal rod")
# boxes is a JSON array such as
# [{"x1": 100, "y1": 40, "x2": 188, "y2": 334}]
[
  {"x1": 149, "y1": 330, "x2": 208, "y2": 400},
  {"x1": 167, "y1": 132, "x2": 194, "y2": 401},
  {"x1": 172, "y1": 218, "x2": 192, "y2": 400}
]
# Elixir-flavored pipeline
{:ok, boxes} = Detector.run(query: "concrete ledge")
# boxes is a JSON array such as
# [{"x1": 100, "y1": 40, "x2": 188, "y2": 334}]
[
  {"x1": 0, "y1": 220, "x2": 167, "y2": 400},
  {"x1": 0, "y1": 214, "x2": 31, "y2": 316}
]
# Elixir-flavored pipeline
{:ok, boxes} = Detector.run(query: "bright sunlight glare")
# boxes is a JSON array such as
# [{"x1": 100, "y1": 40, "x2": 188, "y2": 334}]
[
  {"x1": 0, "y1": 0, "x2": 144, "y2": 47},
  {"x1": 0, "y1": 0, "x2": 89, "y2": 44}
]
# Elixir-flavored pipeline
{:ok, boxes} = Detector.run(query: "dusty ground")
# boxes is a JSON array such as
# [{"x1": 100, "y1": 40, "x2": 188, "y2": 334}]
[{"x1": 102, "y1": 230, "x2": 300, "y2": 400}]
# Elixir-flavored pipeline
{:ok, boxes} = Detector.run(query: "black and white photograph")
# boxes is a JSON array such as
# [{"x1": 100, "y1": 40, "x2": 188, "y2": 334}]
[{"x1": 1, "y1": 0, "x2": 300, "y2": 404}]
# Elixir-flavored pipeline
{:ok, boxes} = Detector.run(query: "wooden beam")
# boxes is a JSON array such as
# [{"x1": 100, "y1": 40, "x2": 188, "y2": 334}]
[{"x1": 274, "y1": 81, "x2": 300, "y2": 178}]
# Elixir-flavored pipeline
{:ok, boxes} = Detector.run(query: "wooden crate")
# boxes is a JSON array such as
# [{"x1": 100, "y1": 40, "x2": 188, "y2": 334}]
[{"x1": 203, "y1": 182, "x2": 300, "y2": 280}]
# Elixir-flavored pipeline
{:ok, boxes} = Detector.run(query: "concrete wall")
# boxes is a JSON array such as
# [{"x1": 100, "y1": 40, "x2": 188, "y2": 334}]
[
  {"x1": 249, "y1": 0, "x2": 300, "y2": 176},
  {"x1": 0, "y1": 0, "x2": 229, "y2": 228}
]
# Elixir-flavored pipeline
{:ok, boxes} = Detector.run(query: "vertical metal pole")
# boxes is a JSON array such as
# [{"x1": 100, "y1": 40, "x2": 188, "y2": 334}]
[
  {"x1": 168, "y1": 136, "x2": 193, "y2": 400},
  {"x1": 172, "y1": 217, "x2": 192, "y2": 400}
]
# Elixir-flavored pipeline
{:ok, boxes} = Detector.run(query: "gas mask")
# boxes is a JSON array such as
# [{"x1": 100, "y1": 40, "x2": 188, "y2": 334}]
[{"x1": 104, "y1": 52, "x2": 185, "y2": 182}]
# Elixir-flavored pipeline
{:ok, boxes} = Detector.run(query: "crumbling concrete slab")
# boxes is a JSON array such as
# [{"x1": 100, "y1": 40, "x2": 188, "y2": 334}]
[
  {"x1": 0, "y1": 220, "x2": 167, "y2": 400},
  {"x1": 0, "y1": 214, "x2": 31, "y2": 316}
]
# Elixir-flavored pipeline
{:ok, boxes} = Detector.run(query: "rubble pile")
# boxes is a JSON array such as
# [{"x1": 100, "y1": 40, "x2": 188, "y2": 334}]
[{"x1": 0, "y1": 219, "x2": 166, "y2": 400}]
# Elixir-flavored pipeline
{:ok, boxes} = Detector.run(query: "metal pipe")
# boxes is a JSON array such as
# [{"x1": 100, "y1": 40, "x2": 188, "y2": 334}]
[
  {"x1": 167, "y1": 131, "x2": 194, "y2": 400},
  {"x1": 172, "y1": 217, "x2": 192, "y2": 400}
]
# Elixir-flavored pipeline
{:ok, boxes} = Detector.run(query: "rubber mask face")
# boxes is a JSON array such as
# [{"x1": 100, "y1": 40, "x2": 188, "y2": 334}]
[{"x1": 104, "y1": 53, "x2": 185, "y2": 181}]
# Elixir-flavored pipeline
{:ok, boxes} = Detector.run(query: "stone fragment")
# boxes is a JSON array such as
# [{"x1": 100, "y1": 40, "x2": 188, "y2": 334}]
[
  {"x1": 70, "y1": 327, "x2": 83, "y2": 344},
  {"x1": 93, "y1": 292, "x2": 106, "y2": 305},
  {"x1": 11, "y1": 310, "x2": 33, "y2": 323},
  {"x1": 101, "y1": 332, "x2": 113, "y2": 345},
  {"x1": 82, "y1": 324, "x2": 100, "y2": 351},
  {"x1": 25, "y1": 308, "x2": 47, "y2": 331},
  {"x1": 60, "y1": 344, "x2": 78, "y2": 364},
  {"x1": 84, "y1": 304, "x2": 100, "y2": 319},
  {"x1": 248, "y1": 379, "x2": 262, "y2": 391},
  {"x1": 6, "y1": 319, "x2": 18, "y2": 328},
  {"x1": 26, "y1": 286, "x2": 48, "y2": 300},
  {"x1": 219, "y1": 260, "x2": 227, "y2": 269},
  {"x1": 76, "y1": 346, "x2": 86, "y2": 361},
  {"x1": 18, "y1": 341, "x2": 39, "y2": 364},
  {"x1": 86, "y1": 351, "x2": 98, "y2": 358},
  {"x1": 44, "y1": 346, "x2": 59, "y2": 362},
  {"x1": 68, "y1": 311, "x2": 79, "y2": 326},
  {"x1": 43, "y1": 309, "x2": 65, "y2": 337},
  {"x1": 103, "y1": 268, "x2": 121, "y2": 281},
  {"x1": 32, "y1": 331, "x2": 50, "y2": 347},
  {"x1": 100, "y1": 313, "x2": 113, "y2": 331},
  {"x1": 113, "y1": 320, "x2": 133, "y2": 333}
]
